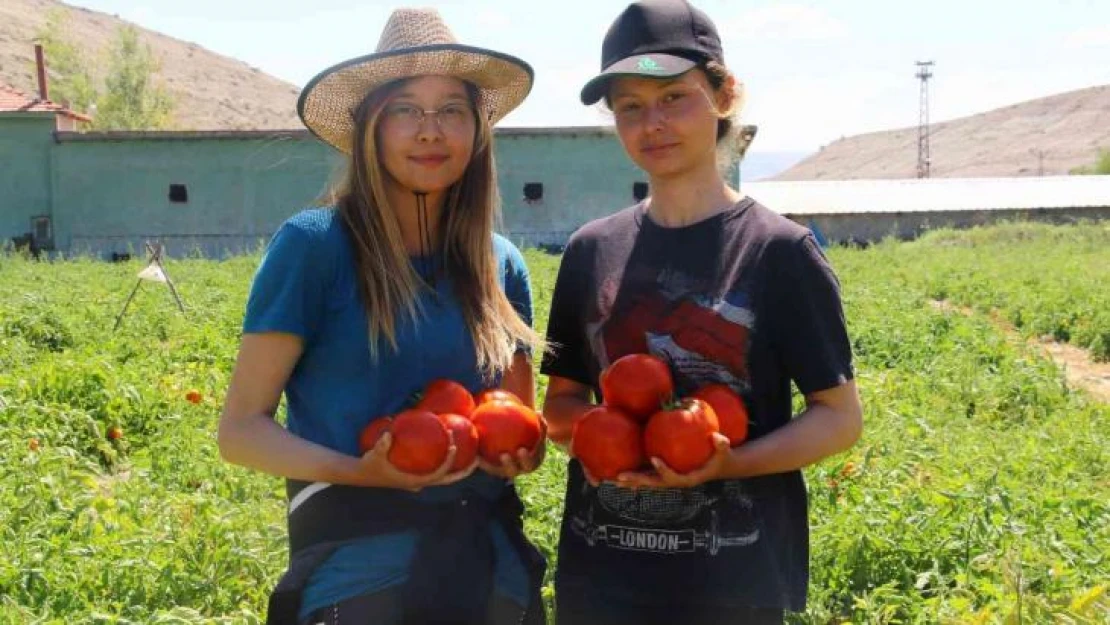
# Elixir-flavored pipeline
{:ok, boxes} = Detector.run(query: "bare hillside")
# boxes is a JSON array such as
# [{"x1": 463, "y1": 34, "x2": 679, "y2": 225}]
[
  {"x1": 775, "y1": 85, "x2": 1110, "y2": 180},
  {"x1": 0, "y1": 0, "x2": 302, "y2": 129}
]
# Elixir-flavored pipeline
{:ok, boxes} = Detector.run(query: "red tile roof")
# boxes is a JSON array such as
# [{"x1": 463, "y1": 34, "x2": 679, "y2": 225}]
[{"x1": 0, "y1": 81, "x2": 92, "y2": 122}]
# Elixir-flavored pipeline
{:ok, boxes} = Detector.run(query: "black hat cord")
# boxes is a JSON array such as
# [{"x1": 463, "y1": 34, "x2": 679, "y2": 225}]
[{"x1": 414, "y1": 191, "x2": 437, "y2": 289}]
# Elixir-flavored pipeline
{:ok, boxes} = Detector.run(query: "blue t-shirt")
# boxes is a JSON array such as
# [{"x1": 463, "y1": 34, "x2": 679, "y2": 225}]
[{"x1": 242, "y1": 208, "x2": 534, "y2": 619}]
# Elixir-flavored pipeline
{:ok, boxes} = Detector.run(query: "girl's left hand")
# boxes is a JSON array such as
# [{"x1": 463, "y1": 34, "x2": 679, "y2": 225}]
[
  {"x1": 479, "y1": 418, "x2": 548, "y2": 479},
  {"x1": 616, "y1": 433, "x2": 734, "y2": 489}
]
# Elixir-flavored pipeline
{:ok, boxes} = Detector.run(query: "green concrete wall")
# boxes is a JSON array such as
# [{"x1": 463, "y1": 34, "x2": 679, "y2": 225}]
[
  {"x1": 1, "y1": 121, "x2": 714, "y2": 257},
  {"x1": 51, "y1": 133, "x2": 341, "y2": 257},
  {"x1": 0, "y1": 114, "x2": 55, "y2": 246},
  {"x1": 496, "y1": 130, "x2": 645, "y2": 248},
  {"x1": 47, "y1": 129, "x2": 643, "y2": 257}
]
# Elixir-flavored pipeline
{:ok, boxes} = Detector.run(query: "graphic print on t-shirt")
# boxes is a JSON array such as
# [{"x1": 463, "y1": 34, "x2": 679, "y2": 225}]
[{"x1": 574, "y1": 263, "x2": 762, "y2": 555}]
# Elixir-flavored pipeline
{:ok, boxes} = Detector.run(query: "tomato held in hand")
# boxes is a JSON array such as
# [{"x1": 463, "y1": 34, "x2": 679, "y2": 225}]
[
  {"x1": 600, "y1": 354, "x2": 674, "y2": 422},
  {"x1": 571, "y1": 406, "x2": 645, "y2": 480},
  {"x1": 474, "y1": 388, "x2": 523, "y2": 407},
  {"x1": 690, "y1": 384, "x2": 749, "y2": 446},
  {"x1": 439, "y1": 413, "x2": 479, "y2": 471},
  {"x1": 470, "y1": 400, "x2": 542, "y2": 464},
  {"x1": 643, "y1": 398, "x2": 720, "y2": 474},
  {"x1": 416, "y1": 379, "x2": 476, "y2": 417},
  {"x1": 388, "y1": 410, "x2": 450, "y2": 475},
  {"x1": 358, "y1": 417, "x2": 393, "y2": 455}
]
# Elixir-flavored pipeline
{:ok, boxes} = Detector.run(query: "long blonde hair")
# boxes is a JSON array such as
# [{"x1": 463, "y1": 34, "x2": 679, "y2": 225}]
[{"x1": 326, "y1": 78, "x2": 540, "y2": 379}]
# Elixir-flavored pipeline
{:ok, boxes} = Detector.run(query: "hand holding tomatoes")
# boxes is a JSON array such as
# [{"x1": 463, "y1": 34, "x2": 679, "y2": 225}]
[
  {"x1": 354, "y1": 418, "x2": 476, "y2": 492},
  {"x1": 574, "y1": 354, "x2": 755, "y2": 489},
  {"x1": 690, "y1": 384, "x2": 750, "y2": 446},
  {"x1": 617, "y1": 431, "x2": 734, "y2": 489},
  {"x1": 357, "y1": 380, "x2": 545, "y2": 484},
  {"x1": 472, "y1": 399, "x2": 547, "y2": 479}
]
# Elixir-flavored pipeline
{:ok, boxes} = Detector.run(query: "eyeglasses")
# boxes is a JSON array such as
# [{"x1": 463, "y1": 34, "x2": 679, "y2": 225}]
[
  {"x1": 611, "y1": 87, "x2": 713, "y2": 126},
  {"x1": 382, "y1": 102, "x2": 475, "y2": 133}
]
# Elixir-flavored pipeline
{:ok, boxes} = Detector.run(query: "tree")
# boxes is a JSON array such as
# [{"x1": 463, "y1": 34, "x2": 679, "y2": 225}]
[
  {"x1": 94, "y1": 26, "x2": 175, "y2": 130},
  {"x1": 32, "y1": 11, "x2": 175, "y2": 130},
  {"x1": 1070, "y1": 149, "x2": 1110, "y2": 175}
]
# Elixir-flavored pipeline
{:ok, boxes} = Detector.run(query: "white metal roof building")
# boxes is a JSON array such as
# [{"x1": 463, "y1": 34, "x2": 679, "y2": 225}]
[
  {"x1": 744, "y1": 176, "x2": 1110, "y2": 214},
  {"x1": 742, "y1": 176, "x2": 1110, "y2": 243}
]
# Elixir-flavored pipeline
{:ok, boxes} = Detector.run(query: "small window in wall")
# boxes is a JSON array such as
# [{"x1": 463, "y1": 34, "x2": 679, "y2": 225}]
[
  {"x1": 169, "y1": 184, "x2": 189, "y2": 203},
  {"x1": 633, "y1": 181, "x2": 649, "y2": 201},
  {"x1": 523, "y1": 182, "x2": 544, "y2": 203}
]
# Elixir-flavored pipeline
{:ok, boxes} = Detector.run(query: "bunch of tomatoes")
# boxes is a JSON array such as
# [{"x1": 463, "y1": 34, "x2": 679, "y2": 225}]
[
  {"x1": 360, "y1": 353, "x2": 749, "y2": 483},
  {"x1": 572, "y1": 354, "x2": 750, "y2": 481},
  {"x1": 357, "y1": 381, "x2": 543, "y2": 474}
]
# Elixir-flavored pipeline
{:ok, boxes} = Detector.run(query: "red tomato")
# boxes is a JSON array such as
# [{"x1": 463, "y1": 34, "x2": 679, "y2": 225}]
[
  {"x1": 571, "y1": 406, "x2": 645, "y2": 480},
  {"x1": 107, "y1": 426, "x2": 123, "y2": 441},
  {"x1": 439, "y1": 413, "x2": 479, "y2": 471},
  {"x1": 474, "y1": 389, "x2": 523, "y2": 407},
  {"x1": 643, "y1": 398, "x2": 720, "y2": 474},
  {"x1": 185, "y1": 390, "x2": 203, "y2": 405},
  {"x1": 416, "y1": 379, "x2": 476, "y2": 416},
  {"x1": 387, "y1": 410, "x2": 450, "y2": 475},
  {"x1": 600, "y1": 354, "x2": 674, "y2": 422},
  {"x1": 690, "y1": 384, "x2": 749, "y2": 446},
  {"x1": 357, "y1": 417, "x2": 393, "y2": 455},
  {"x1": 470, "y1": 400, "x2": 542, "y2": 464}
]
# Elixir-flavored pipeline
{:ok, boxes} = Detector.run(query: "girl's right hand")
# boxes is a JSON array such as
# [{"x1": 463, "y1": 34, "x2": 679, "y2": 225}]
[{"x1": 354, "y1": 432, "x2": 477, "y2": 492}]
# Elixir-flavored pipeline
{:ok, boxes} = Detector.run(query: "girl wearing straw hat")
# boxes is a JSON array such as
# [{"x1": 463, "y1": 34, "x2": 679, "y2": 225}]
[
  {"x1": 218, "y1": 8, "x2": 546, "y2": 625},
  {"x1": 541, "y1": 1, "x2": 862, "y2": 623}
]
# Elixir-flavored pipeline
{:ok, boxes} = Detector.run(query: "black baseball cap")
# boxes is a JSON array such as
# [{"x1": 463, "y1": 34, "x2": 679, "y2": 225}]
[{"x1": 580, "y1": 0, "x2": 724, "y2": 105}]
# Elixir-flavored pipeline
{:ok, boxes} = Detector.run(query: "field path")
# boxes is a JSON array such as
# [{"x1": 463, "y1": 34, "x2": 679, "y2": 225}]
[{"x1": 931, "y1": 300, "x2": 1110, "y2": 403}]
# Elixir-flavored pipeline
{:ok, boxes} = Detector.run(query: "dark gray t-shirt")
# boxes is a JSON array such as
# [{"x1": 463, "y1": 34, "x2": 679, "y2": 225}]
[{"x1": 541, "y1": 197, "x2": 854, "y2": 611}]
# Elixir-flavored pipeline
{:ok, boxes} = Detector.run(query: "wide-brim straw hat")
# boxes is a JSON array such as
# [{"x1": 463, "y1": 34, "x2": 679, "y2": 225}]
[{"x1": 298, "y1": 8, "x2": 534, "y2": 154}]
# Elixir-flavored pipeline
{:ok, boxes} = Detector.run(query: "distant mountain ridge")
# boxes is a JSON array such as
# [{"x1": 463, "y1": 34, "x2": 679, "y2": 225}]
[{"x1": 774, "y1": 84, "x2": 1110, "y2": 180}]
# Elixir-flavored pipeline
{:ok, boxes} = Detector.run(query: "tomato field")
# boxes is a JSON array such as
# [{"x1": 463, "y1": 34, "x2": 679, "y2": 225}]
[{"x1": 1, "y1": 222, "x2": 1107, "y2": 623}]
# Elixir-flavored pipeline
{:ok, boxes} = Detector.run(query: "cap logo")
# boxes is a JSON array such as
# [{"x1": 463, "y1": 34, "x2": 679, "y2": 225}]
[{"x1": 637, "y1": 57, "x2": 664, "y2": 72}]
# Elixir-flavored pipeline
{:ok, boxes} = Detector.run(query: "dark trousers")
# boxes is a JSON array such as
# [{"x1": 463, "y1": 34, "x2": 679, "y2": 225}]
[
  {"x1": 301, "y1": 586, "x2": 546, "y2": 625},
  {"x1": 555, "y1": 590, "x2": 783, "y2": 625}
]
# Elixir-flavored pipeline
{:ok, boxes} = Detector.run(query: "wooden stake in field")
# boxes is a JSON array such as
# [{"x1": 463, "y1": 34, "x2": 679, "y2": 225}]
[{"x1": 113, "y1": 242, "x2": 186, "y2": 331}]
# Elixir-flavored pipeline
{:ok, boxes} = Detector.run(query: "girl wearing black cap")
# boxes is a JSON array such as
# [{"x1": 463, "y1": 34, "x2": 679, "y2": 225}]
[
  {"x1": 541, "y1": 1, "x2": 862, "y2": 623},
  {"x1": 218, "y1": 8, "x2": 548, "y2": 625}
]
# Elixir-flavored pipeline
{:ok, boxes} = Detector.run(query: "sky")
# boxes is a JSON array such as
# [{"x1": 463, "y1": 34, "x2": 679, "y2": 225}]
[{"x1": 62, "y1": 0, "x2": 1110, "y2": 154}]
